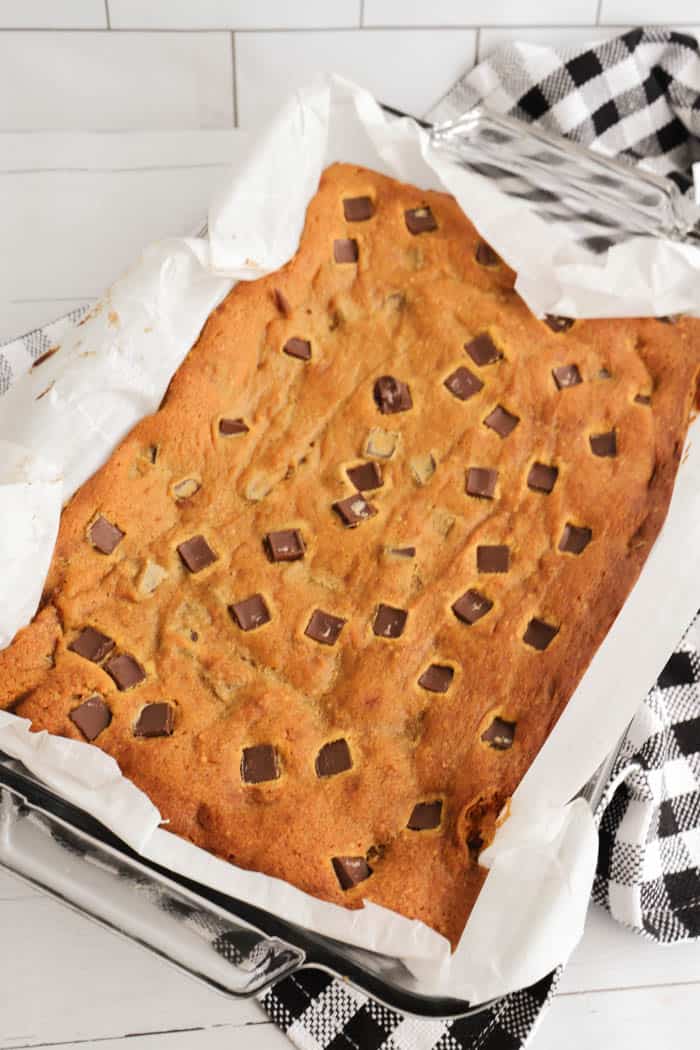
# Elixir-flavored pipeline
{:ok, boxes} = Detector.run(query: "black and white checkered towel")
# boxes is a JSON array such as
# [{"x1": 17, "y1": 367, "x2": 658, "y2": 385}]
[{"x1": 2, "y1": 26, "x2": 699, "y2": 1050}]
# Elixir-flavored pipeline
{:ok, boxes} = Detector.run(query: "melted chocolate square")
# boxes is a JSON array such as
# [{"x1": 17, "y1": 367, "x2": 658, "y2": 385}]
[
  {"x1": 374, "y1": 375, "x2": 412, "y2": 414},
  {"x1": 452, "y1": 589, "x2": 493, "y2": 625},
  {"x1": 230, "y1": 594, "x2": 271, "y2": 631},
  {"x1": 177, "y1": 535, "x2": 218, "y2": 573},
  {"x1": 590, "y1": 430, "x2": 617, "y2": 457},
  {"x1": 332, "y1": 856, "x2": 372, "y2": 890},
  {"x1": 68, "y1": 626, "x2": 115, "y2": 663},
  {"x1": 407, "y1": 800, "x2": 442, "y2": 830},
  {"x1": 305, "y1": 609, "x2": 346, "y2": 646},
  {"x1": 373, "y1": 604, "x2": 408, "y2": 639},
  {"x1": 346, "y1": 462, "x2": 383, "y2": 491},
  {"x1": 264, "y1": 529, "x2": 305, "y2": 562},
  {"x1": 315, "y1": 738, "x2": 352, "y2": 777},
  {"x1": 484, "y1": 405, "x2": 519, "y2": 438},
  {"x1": 332, "y1": 494, "x2": 377, "y2": 527},
  {"x1": 466, "y1": 467, "x2": 498, "y2": 499},
  {"x1": 89, "y1": 516, "x2": 124, "y2": 555},
  {"x1": 552, "y1": 364, "x2": 582, "y2": 389},
  {"x1": 418, "y1": 664, "x2": 454, "y2": 693},
  {"x1": 134, "y1": 702, "x2": 174, "y2": 738},
  {"x1": 544, "y1": 315, "x2": 574, "y2": 332},
  {"x1": 523, "y1": 618, "x2": 558, "y2": 651},
  {"x1": 104, "y1": 653, "x2": 146, "y2": 691},
  {"x1": 527, "y1": 463, "x2": 558, "y2": 493},
  {"x1": 475, "y1": 241, "x2": 500, "y2": 266},
  {"x1": 466, "y1": 332, "x2": 502, "y2": 366},
  {"x1": 477, "y1": 545, "x2": 510, "y2": 573},
  {"x1": 444, "y1": 366, "x2": 483, "y2": 401},
  {"x1": 283, "y1": 337, "x2": 312, "y2": 361},
  {"x1": 241, "y1": 744, "x2": 280, "y2": 784},
  {"x1": 219, "y1": 418, "x2": 249, "y2": 436},
  {"x1": 405, "y1": 207, "x2": 437, "y2": 234},
  {"x1": 343, "y1": 196, "x2": 373, "y2": 221},
  {"x1": 481, "y1": 717, "x2": 516, "y2": 750},
  {"x1": 334, "y1": 238, "x2": 359, "y2": 263},
  {"x1": 559, "y1": 523, "x2": 592, "y2": 555},
  {"x1": 70, "y1": 695, "x2": 111, "y2": 741}
]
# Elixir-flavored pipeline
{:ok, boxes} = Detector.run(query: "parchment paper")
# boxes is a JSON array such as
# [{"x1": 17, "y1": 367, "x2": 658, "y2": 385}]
[{"x1": 1, "y1": 75, "x2": 700, "y2": 1002}]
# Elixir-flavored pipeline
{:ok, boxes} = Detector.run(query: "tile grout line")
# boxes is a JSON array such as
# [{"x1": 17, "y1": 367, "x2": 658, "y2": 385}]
[
  {"x1": 231, "y1": 32, "x2": 238, "y2": 128},
  {"x1": 0, "y1": 24, "x2": 686, "y2": 34},
  {"x1": 596, "y1": 0, "x2": 604, "y2": 25},
  {"x1": 359, "y1": 0, "x2": 365, "y2": 29},
  {"x1": 476, "y1": 26, "x2": 482, "y2": 64},
  {"x1": 104, "y1": 0, "x2": 111, "y2": 31}
]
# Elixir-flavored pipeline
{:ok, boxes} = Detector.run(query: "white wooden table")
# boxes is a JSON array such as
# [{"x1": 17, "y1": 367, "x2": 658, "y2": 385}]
[{"x1": 2, "y1": 127, "x2": 700, "y2": 1050}]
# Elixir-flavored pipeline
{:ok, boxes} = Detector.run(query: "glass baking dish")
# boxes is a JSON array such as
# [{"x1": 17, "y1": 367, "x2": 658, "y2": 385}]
[{"x1": 0, "y1": 102, "x2": 694, "y2": 1021}]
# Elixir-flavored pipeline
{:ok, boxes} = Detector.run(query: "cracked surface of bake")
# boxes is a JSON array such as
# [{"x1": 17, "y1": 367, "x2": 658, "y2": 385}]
[{"x1": 2, "y1": 162, "x2": 699, "y2": 948}]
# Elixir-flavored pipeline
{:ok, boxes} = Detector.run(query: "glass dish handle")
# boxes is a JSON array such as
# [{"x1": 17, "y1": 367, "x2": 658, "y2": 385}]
[{"x1": 0, "y1": 772, "x2": 305, "y2": 997}]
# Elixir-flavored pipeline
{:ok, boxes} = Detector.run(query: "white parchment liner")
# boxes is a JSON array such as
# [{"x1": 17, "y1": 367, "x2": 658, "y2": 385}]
[{"x1": 1, "y1": 76, "x2": 700, "y2": 1003}]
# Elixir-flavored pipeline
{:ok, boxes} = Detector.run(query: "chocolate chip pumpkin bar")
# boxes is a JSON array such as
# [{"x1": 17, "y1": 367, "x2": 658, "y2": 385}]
[{"x1": 2, "y1": 162, "x2": 699, "y2": 948}]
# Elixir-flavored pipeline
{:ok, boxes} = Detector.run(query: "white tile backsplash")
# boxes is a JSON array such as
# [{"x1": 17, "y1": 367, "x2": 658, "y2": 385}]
[
  {"x1": 363, "y1": 0, "x2": 599, "y2": 27},
  {"x1": 235, "y1": 28, "x2": 476, "y2": 128},
  {"x1": 0, "y1": 6, "x2": 697, "y2": 134},
  {"x1": 478, "y1": 25, "x2": 632, "y2": 61},
  {"x1": 600, "y1": 1, "x2": 700, "y2": 24},
  {"x1": 108, "y1": 0, "x2": 361, "y2": 31},
  {"x1": 0, "y1": 32, "x2": 233, "y2": 131},
  {"x1": 0, "y1": 0, "x2": 106, "y2": 28}
]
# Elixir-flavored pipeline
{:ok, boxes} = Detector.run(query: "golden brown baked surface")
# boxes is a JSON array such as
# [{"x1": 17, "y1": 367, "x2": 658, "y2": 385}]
[{"x1": 2, "y1": 162, "x2": 699, "y2": 948}]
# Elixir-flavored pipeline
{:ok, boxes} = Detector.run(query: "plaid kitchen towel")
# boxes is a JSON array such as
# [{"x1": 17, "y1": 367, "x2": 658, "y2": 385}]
[{"x1": 2, "y1": 25, "x2": 700, "y2": 1050}]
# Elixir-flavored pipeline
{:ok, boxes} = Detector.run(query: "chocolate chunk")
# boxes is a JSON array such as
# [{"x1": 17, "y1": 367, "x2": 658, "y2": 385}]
[
  {"x1": 343, "y1": 196, "x2": 373, "y2": 221},
  {"x1": 407, "y1": 800, "x2": 442, "y2": 830},
  {"x1": 347, "y1": 462, "x2": 383, "y2": 491},
  {"x1": 635, "y1": 393, "x2": 651, "y2": 405},
  {"x1": 444, "y1": 366, "x2": 483, "y2": 401},
  {"x1": 590, "y1": 430, "x2": 617, "y2": 457},
  {"x1": 389, "y1": 546, "x2": 416, "y2": 558},
  {"x1": 598, "y1": 368, "x2": 612, "y2": 380},
  {"x1": 658, "y1": 315, "x2": 679, "y2": 324},
  {"x1": 283, "y1": 337, "x2": 311, "y2": 361},
  {"x1": 466, "y1": 467, "x2": 498, "y2": 499},
  {"x1": 333, "y1": 238, "x2": 359, "y2": 263},
  {"x1": 70, "y1": 695, "x2": 111, "y2": 742},
  {"x1": 332, "y1": 493, "x2": 377, "y2": 527},
  {"x1": 418, "y1": 664, "x2": 454, "y2": 693},
  {"x1": 332, "y1": 856, "x2": 372, "y2": 890},
  {"x1": 104, "y1": 653, "x2": 146, "y2": 691},
  {"x1": 559, "y1": 523, "x2": 592, "y2": 555},
  {"x1": 134, "y1": 702, "x2": 174, "y2": 738},
  {"x1": 374, "y1": 375, "x2": 412, "y2": 414},
  {"x1": 466, "y1": 333, "x2": 502, "y2": 367},
  {"x1": 230, "y1": 594, "x2": 271, "y2": 631},
  {"x1": 484, "y1": 405, "x2": 519, "y2": 438},
  {"x1": 527, "y1": 462, "x2": 558, "y2": 493},
  {"x1": 481, "y1": 717, "x2": 516, "y2": 750},
  {"x1": 68, "y1": 627, "x2": 115, "y2": 663},
  {"x1": 545, "y1": 315, "x2": 574, "y2": 332},
  {"x1": 373, "y1": 604, "x2": 407, "y2": 639},
  {"x1": 405, "y1": 206, "x2": 437, "y2": 234},
  {"x1": 477, "y1": 545, "x2": 510, "y2": 573},
  {"x1": 146, "y1": 445, "x2": 159, "y2": 464},
  {"x1": 452, "y1": 589, "x2": 493, "y2": 625},
  {"x1": 264, "y1": 529, "x2": 305, "y2": 563},
  {"x1": 241, "y1": 744, "x2": 280, "y2": 784},
  {"x1": 523, "y1": 618, "x2": 558, "y2": 651},
  {"x1": 365, "y1": 427, "x2": 398, "y2": 459},
  {"x1": 552, "y1": 364, "x2": 582, "y2": 389},
  {"x1": 305, "y1": 609, "x2": 346, "y2": 646},
  {"x1": 89, "y1": 516, "x2": 124, "y2": 555},
  {"x1": 475, "y1": 241, "x2": 500, "y2": 266},
  {"x1": 177, "y1": 535, "x2": 218, "y2": 573},
  {"x1": 315, "y1": 738, "x2": 352, "y2": 777},
  {"x1": 273, "y1": 288, "x2": 291, "y2": 316},
  {"x1": 219, "y1": 418, "x2": 249, "y2": 436}
]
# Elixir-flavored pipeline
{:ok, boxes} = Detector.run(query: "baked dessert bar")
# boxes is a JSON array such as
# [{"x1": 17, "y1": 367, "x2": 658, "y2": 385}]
[{"x1": 2, "y1": 163, "x2": 699, "y2": 948}]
